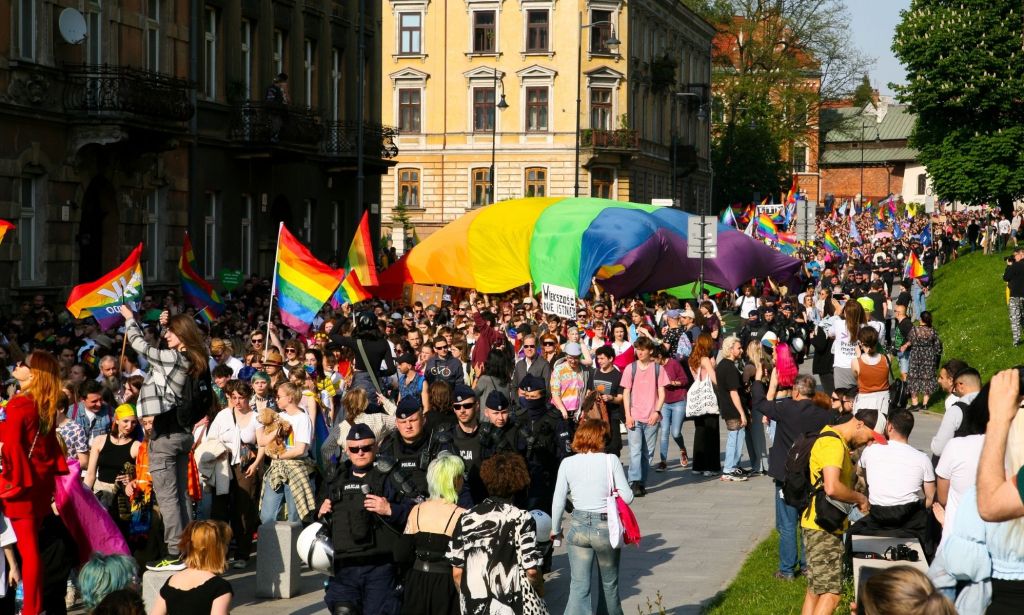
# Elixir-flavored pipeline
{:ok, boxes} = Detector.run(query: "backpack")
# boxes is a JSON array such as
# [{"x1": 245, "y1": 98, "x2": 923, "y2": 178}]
[
  {"x1": 629, "y1": 361, "x2": 662, "y2": 403},
  {"x1": 173, "y1": 369, "x2": 214, "y2": 430},
  {"x1": 781, "y1": 430, "x2": 842, "y2": 511}
]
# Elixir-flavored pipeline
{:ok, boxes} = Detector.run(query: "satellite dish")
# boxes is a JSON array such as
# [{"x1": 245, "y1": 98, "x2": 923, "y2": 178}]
[{"x1": 59, "y1": 8, "x2": 88, "y2": 45}]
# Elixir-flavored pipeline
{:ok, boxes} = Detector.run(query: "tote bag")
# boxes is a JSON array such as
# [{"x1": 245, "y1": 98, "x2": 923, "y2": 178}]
[
  {"x1": 686, "y1": 366, "x2": 720, "y2": 418},
  {"x1": 605, "y1": 455, "x2": 624, "y2": 549}
]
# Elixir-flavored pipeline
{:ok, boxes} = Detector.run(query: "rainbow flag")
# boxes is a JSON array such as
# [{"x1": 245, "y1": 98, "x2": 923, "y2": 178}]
[
  {"x1": 785, "y1": 175, "x2": 798, "y2": 204},
  {"x1": 904, "y1": 251, "x2": 925, "y2": 279},
  {"x1": 179, "y1": 232, "x2": 224, "y2": 323},
  {"x1": 720, "y1": 207, "x2": 737, "y2": 227},
  {"x1": 757, "y1": 214, "x2": 778, "y2": 240},
  {"x1": 823, "y1": 231, "x2": 841, "y2": 255},
  {"x1": 275, "y1": 225, "x2": 345, "y2": 334},
  {"x1": 0, "y1": 220, "x2": 14, "y2": 245},
  {"x1": 778, "y1": 232, "x2": 798, "y2": 253},
  {"x1": 66, "y1": 243, "x2": 144, "y2": 330},
  {"x1": 330, "y1": 270, "x2": 372, "y2": 308},
  {"x1": 345, "y1": 211, "x2": 379, "y2": 287},
  {"x1": 877, "y1": 205, "x2": 886, "y2": 221}
]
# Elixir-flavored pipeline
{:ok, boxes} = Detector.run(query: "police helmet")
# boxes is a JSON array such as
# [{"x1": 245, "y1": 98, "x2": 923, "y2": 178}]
[
  {"x1": 355, "y1": 311, "x2": 377, "y2": 333},
  {"x1": 791, "y1": 337, "x2": 805, "y2": 353},
  {"x1": 530, "y1": 510, "x2": 553, "y2": 542},
  {"x1": 297, "y1": 522, "x2": 334, "y2": 573}
]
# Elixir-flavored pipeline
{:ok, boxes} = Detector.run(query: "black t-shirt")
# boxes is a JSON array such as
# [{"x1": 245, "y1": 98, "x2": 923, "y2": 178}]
[
  {"x1": 894, "y1": 290, "x2": 911, "y2": 308},
  {"x1": 590, "y1": 367, "x2": 624, "y2": 418},
  {"x1": 866, "y1": 291, "x2": 886, "y2": 321},
  {"x1": 715, "y1": 359, "x2": 743, "y2": 421}
]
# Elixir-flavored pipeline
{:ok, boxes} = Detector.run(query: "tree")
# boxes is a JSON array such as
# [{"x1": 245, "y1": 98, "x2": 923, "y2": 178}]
[
  {"x1": 684, "y1": 0, "x2": 872, "y2": 208},
  {"x1": 892, "y1": 1, "x2": 1024, "y2": 215},
  {"x1": 851, "y1": 74, "x2": 874, "y2": 110},
  {"x1": 712, "y1": 119, "x2": 788, "y2": 208}
]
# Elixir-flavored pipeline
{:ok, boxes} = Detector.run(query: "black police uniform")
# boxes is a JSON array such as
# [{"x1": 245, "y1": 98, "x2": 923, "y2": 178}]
[
  {"x1": 510, "y1": 402, "x2": 571, "y2": 515},
  {"x1": 377, "y1": 431, "x2": 434, "y2": 500},
  {"x1": 319, "y1": 460, "x2": 411, "y2": 615},
  {"x1": 435, "y1": 423, "x2": 486, "y2": 504}
]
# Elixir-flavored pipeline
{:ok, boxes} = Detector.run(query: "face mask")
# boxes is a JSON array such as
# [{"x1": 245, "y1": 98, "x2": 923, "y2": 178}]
[{"x1": 524, "y1": 397, "x2": 547, "y2": 411}]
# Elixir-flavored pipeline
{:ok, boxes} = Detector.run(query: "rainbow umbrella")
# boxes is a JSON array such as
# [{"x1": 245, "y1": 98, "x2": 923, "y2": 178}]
[{"x1": 405, "y1": 197, "x2": 802, "y2": 297}]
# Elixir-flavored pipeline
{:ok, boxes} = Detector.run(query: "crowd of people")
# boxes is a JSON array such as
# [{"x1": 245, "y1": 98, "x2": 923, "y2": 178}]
[{"x1": 1, "y1": 200, "x2": 1024, "y2": 614}]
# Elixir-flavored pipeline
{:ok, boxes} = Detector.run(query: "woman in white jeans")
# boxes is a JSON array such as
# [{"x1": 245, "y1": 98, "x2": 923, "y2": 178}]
[{"x1": 551, "y1": 419, "x2": 634, "y2": 615}]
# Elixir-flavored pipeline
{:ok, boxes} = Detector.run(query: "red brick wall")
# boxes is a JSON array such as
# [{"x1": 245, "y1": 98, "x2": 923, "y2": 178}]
[{"x1": 821, "y1": 164, "x2": 905, "y2": 202}]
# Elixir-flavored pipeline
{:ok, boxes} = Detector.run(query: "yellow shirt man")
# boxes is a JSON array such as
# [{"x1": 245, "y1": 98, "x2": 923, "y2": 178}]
[{"x1": 800, "y1": 426, "x2": 854, "y2": 534}]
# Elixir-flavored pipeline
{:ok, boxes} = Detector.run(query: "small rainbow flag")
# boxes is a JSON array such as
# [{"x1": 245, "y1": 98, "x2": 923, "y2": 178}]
[
  {"x1": 274, "y1": 225, "x2": 345, "y2": 334},
  {"x1": 66, "y1": 243, "x2": 144, "y2": 330},
  {"x1": 877, "y1": 205, "x2": 886, "y2": 221},
  {"x1": 823, "y1": 231, "x2": 842, "y2": 255},
  {"x1": 179, "y1": 232, "x2": 224, "y2": 323},
  {"x1": 778, "y1": 232, "x2": 798, "y2": 248},
  {"x1": 0, "y1": 220, "x2": 14, "y2": 245},
  {"x1": 785, "y1": 175, "x2": 798, "y2": 204},
  {"x1": 757, "y1": 214, "x2": 778, "y2": 240},
  {"x1": 904, "y1": 251, "x2": 925, "y2": 279},
  {"x1": 345, "y1": 211, "x2": 379, "y2": 287},
  {"x1": 331, "y1": 270, "x2": 372, "y2": 308},
  {"x1": 720, "y1": 207, "x2": 737, "y2": 227}
]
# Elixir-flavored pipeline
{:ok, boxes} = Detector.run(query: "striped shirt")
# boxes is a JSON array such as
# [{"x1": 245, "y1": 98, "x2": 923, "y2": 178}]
[{"x1": 126, "y1": 319, "x2": 192, "y2": 418}]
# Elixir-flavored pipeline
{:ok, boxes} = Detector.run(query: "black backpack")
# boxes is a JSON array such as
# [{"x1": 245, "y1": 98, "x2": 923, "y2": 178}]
[
  {"x1": 782, "y1": 430, "x2": 842, "y2": 511},
  {"x1": 173, "y1": 369, "x2": 214, "y2": 430}
]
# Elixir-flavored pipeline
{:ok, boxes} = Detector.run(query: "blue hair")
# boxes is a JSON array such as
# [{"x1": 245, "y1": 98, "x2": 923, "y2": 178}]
[{"x1": 79, "y1": 553, "x2": 139, "y2": 610}]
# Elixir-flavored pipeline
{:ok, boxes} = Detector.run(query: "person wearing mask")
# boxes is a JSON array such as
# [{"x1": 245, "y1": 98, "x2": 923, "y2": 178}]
[
  {"x1": 121, "y1": 304, "x2": 211, "y2": 573},
  {"x1": 622, "y1": 337, "x2": 668, "y2": 496},
  {"x1": 589, "y1": 347, "x2": 625, "y2": 456},
  {"x1": 258, "y1": 382, "x2": 315, "y2": 525},
  {"x1": 716, "y1": 336, "x2": 749, "y2": 482},
  {"x1": 397, "y1": 454, "x2": 465, "y2": 615},
  {"x1": 0, "y1": 351, "x2": 70, "y2": 615},
  {"x1": 551, "y1": 419, "x2": 633, "y2": 615},
  {"x1": 317, "y1": 424, "x2": 412, "y2": 615},
  {"x1": 752, "y1": 370, "x2": 834, "y2": 581},
  {"x1": 512, "y1": 375, "x2": 571, "y2": 514},
  {"x1": 150, "y1": 520, "x2": 233, "y2": 615},
  {"x1": 654, "y1": 346, "x2": 689, "y2": 472}
]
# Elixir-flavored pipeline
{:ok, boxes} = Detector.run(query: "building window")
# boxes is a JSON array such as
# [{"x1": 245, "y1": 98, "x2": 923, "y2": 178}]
[
  {"x1": 304, "y1": 39, "x2": 316, "y2": 107},
  {"x1": 471, "y1": 168, "x2": 490, "y2": 207},
  {"x1": 590, "y1": 87, "x2": 612, "y2": 130},
  {"x1": 398, "y1": 88, "x2": 421, "y2": 133},
  {"x1": 591, "y1": 168, "x2": 614, "y2": 199},
  {"x1": 204, "y1": 192, "x2": 219, "y2": 278},
  {"x1": 399, "y1": 13, "x2": 422, "y2": 54},
  {"x1": 240, "y1": 195, "x2": 253, "y2": 275},
  {"x1": 86, "y1": 1, "x2": 103, "y2": 64},
  {"x1": 525, "y1": 167, "x2": 546, "y2": 197},
  {"x1": 145, "y1": 0, "x2": 160, "y2": 71},
  {"x1": 398, "y1": 169, "x2": 420, "y2": 208},
  {"x1": 273, "y1": 29, "x2": 285, "y2": 76},
  {"x1": 16, "y1": 0, "x2": 35, "y2": 60},
  {"x1": 473, "y1": 11, "x2": 496, "y2": 53},
  {"x1": 590, "y1": 9, "x2": 613, "y2": 53},
  {"x1": 203, "y1": 8, "x2": 218, "y2": 98},
  {"x1": 145, "y1": 191, "x2": 163, "y2": 280},
  {"x1": 331, "y1": 49, "x2": 342, "y2": 121},
  {"x1": 917, "y1": 174, "x2": 927, "y2": 195},
  {"x1": 791, "y1": 145, "x2": 807, "y2": 173},
  {"x1": 303, "y1": 199, "x2": 313, "y2": 242},
  {"x1": 240, "y1": 19, "x2": 253, "y2": 99},
  {"x1": 473, "y1": 87, "x2": 495, "y2": 132},
  {"x1": 526, "y1": 10, "x2": 548, "y2": 52},
  {"x1": 526, "y1": 87, "x2": 548, "y2": 132},
  {"x1": 19, "y1": 178, "x2": 37, "y2": 283}
]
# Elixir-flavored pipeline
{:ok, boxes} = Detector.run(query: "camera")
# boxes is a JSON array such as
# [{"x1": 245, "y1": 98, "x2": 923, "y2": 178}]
[{"x1": 883, "y1": 543, "x2": 919, "y2": 562}]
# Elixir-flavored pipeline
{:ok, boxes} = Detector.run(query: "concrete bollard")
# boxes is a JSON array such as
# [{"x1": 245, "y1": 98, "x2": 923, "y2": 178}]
[
  {"x1": 141, "y1": 569, "x2": 176, "y2": 613},
  {"x1": 256, "y1": 521, "x2": 303, "y2": 599}
]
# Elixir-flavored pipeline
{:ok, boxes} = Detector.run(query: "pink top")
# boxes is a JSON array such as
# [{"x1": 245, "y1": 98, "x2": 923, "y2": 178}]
[{"x1": 621, "y1": 360, "x2": 670, "y2": 421}]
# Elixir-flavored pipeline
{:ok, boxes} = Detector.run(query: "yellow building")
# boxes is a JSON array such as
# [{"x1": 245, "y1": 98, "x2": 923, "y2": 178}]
[{"x1": 380, "y1": 0, "x2": 715, "y2": 241}]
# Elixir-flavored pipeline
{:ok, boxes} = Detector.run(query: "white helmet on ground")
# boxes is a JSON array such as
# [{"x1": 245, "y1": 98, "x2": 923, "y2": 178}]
[
  {"x1": 530, "y1": 510, "x2": 552, "y2": 542},
  {"x1": 297, "y1": 522, "x2": 334, "y2": 573}
]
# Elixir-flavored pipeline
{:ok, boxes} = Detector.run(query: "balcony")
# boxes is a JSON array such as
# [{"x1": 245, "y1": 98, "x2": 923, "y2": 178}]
[
  {"x1": 229, "y1": 102, "x2": 324, "y2": 150},
  {"x1": 581, "y1": 128, "x2": 640, "y2": 151},
  {"x1": 63, "y1": 64, "x2": 195, "y2": 124},
  {"x1": 324, "y1": 121, "x2": 399, "y2": 162}
]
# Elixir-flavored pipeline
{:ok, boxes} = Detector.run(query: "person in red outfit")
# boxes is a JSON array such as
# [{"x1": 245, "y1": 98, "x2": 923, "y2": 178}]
[{"x1": 0, "y1": 350, "x2": 70, "y2": 615}]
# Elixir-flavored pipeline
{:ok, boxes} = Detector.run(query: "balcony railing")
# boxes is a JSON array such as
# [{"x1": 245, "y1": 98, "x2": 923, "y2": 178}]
[
  {"x1": 230, "y1": 102, "x2": 324, "y2": 147},
  {"x1": 324, "y1": 121, "x2": 399, "y2": 160},
  {"x1": 63, "y1": 64, "x2": 194, "y2": 122},
  {"x1": 581, "y1": 128, "x2": 640, "y2": 150}
]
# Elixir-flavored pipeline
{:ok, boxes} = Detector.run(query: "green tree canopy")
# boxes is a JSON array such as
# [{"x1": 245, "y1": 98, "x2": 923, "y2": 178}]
[{"x1": 892, "y1": 1, "x2": 1024, "y2": 214}]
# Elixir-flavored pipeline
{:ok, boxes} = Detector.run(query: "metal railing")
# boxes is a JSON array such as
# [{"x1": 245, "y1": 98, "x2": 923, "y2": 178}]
[
  {"x1": 63, "y1": 64, "x2": 194, "y2": 122},
  {"x1": 230, "y1": 101, "x2": 324, "y2": 147},
  {"x1": 324, "y1": 121, "x2": 399, "y2": 159},
  {"x1": 581, "y1": 128, "x2": 640, "y2": 150}
]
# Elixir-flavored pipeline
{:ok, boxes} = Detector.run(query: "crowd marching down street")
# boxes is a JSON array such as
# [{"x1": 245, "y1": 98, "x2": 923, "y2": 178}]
[{"x1": 3, "y1": 195, "x2": 1024, "y2": 615}]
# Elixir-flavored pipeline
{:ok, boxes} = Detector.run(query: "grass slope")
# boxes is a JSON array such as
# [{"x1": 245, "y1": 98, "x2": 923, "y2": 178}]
[
  {"x1": 929, "y1": 251, "x2": 1019, "y2": 380},
  {"x1": 702, "y1": 532, "x2": 852, "y2": 615}
]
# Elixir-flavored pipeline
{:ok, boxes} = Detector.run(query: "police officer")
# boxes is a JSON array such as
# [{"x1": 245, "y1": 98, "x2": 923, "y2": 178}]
[
  {"x1": 479, "y1": 391, "x2": 517, "y2": 460},
  {"x1": 377, "y1": 397, "x2": 434, "y2": 501},
  {"x1": 511, "y1": 374, "x2": 571, "y2": 515},
  {"x1": 317, "y1": 424, "x2": 410, "y2": 615},
  {"x1": 437, "y1": 384, "x2": 486, "y2": 503}
]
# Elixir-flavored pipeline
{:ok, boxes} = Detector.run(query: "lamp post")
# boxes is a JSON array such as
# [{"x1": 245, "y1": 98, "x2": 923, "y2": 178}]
[
  {"x1": 489, "y1": 70, "x2": 508, "y2": 204},
  {"x1": 574, "y1": 13, "x2": 619, "y2": 197}
]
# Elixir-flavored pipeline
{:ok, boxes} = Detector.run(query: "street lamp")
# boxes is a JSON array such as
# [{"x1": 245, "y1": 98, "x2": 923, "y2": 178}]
[
  {"x1": 671, "y1": 87, "x2": 709, "y2": 209},
  {"x1": 489, "y1": 70, "x2": 508, "y2": 204},
  {"x1": 574, "y1": 13, "x2": 620, "y2": 197},
  {"x1": 859, "y1": 119, "x2": 880, "y2": 208}
]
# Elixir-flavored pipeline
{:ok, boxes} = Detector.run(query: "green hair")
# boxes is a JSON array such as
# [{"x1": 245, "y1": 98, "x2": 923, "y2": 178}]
[
  {"x1": 427, "y1": 452, "x2": 465, "y2": 504},
  {"x1": 78, "y1": 553, "x2": 139, "y2": 610}
]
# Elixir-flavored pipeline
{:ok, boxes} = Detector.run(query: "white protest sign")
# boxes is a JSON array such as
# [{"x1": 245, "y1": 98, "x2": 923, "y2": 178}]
[{"x1": 541, "y1": 283, "x2": 577, "y2": 319}]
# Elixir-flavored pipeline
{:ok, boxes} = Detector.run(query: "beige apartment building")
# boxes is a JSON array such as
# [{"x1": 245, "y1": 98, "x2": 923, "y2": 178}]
[{"x1": 380, "y1": 0, "x2": 715, "y2": 241}]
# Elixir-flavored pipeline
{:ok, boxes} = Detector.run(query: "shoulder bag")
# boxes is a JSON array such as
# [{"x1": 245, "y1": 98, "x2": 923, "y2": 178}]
[
  {"x1": 685, "y1": 365, "x2": 720, "y2": 418},
  {"x1": 605, "y1": 454, "x2": 641, "y2": 547}
]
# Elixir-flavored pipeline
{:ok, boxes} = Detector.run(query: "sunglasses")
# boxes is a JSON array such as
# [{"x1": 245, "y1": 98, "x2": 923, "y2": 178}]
[
  {"x1": 522, "y1": 344, "x2": 536, "y2": 349},
  {"x1": 251, "y1": 338, "x2": 265, "y2": 344},
  {"x1": 434, "y1": 344, "x2": 448, "y2": 350},
  {"x1": 454, "y1": 401, "x2": 476, "y2": 410},
  {"x1": 285, "y1": 349, "x2": 297, "y2": 354},
  {"x1": 542, "y1": 341, "x2": 556, "y2": 346},
  {"x1": 348, "y1": 445, "x2": 374, "y2": 454}
]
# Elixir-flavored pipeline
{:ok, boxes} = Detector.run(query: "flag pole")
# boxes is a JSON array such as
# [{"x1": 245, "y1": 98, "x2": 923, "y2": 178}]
[{"x1": 265, "y1": 222, "x2": 283, "y2": 359}]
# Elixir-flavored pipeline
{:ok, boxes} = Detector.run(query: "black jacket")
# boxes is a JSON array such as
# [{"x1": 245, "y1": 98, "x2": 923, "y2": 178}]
[
  {"x1": 752, "y1": 382, "x2": 834, "y2": 482},
  {"x1": 1004, "y1": 260, "x2": 1024, "y2": 298}
]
